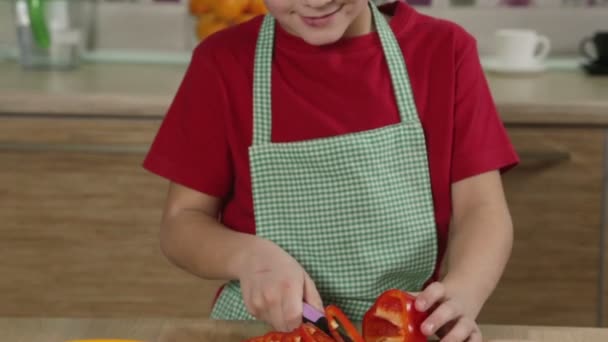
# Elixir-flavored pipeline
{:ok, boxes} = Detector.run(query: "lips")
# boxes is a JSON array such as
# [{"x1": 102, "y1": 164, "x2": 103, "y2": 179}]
[{"x1": 300, "y1": 5, "x2": 343, "y2": 28}]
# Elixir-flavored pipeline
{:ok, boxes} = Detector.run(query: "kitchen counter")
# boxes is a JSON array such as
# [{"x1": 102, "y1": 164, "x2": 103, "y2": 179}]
[
  {"x1": 0, "y1": 63, "x2": 182, "y2": 118},
  {"x1": 0, "y1": 62, "x2": 607, "y2": 125},
  {"x1": 2, "y1": 318, "x2": 608, "y2": 342}
]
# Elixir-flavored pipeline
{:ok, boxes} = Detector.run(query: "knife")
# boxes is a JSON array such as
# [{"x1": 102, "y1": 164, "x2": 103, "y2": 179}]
[{"x1": 302, "y1": 302, "x2": 353, "y2": 342}]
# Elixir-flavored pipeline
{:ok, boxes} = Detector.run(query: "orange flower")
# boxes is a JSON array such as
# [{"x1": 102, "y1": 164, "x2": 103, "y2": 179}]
[
  {"x1": 196, "y1": 13, "x2": 229, "y2": 40},
  {"x1": 234, "y1": 13, "x2": 257, "y2": 24},
  {"x1": 248, "y1": 0, "x2": 267, "y2": 15},
  {"x1": 189, "y1": 0, "x2": 213, "y2": 15},
  {"x1": 213, "y1": 0, "x2": 250, "y2": 21}
]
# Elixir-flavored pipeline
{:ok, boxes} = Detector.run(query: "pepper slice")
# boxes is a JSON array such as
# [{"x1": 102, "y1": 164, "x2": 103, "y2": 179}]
[
  {"x1": 362, "y1": 289, "x2": 427, "y2": 342},
  {"x1": 300, "y1": 323, "x2": 335, "y2": 342},
  {"x1": 263, "y1": 332, "x2": 288, "y2": 342},
  {"x1": 281, "y1": 329, "x2": 304, "y2": 342},
  {"x1": 325, "y1": 305, "x2": 365, "y2": 342}
]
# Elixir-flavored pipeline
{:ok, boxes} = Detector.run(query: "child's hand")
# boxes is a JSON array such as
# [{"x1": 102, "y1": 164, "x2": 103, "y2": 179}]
[
  {"x1": 236, "y1": 237, "x2": 323, "y2": 332},
  {"x1": 414, "y1": 282, "x2": 483, "y2": 342}
]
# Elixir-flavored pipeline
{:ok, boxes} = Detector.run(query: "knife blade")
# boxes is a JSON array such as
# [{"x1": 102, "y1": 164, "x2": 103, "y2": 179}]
[{"x1": 302, "y1": 302, "x2": 353, "y2": 342}]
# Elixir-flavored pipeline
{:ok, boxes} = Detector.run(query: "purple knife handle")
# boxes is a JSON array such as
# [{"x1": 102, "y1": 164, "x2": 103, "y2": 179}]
[{"x1": 303, "y1": 302, "x2": 324, "y2": 322}]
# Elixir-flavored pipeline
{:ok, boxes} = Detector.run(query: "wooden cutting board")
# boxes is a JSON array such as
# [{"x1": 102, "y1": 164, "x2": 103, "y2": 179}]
[
  {"x1": 2, "y1": 318, "x2": 606, "y2": 342},
  {"x1": 158, "y1": 327, "x2": 535, "y2": 342},
  {"x1": 158, "y1": 321, "x2": 267, "y2": 342},
  {"x1": 156, "y1": 321, "x2": 537, "y2": 342},
  {"x1": 157, "y1": 321, "x2": 608, "y2": 342}
]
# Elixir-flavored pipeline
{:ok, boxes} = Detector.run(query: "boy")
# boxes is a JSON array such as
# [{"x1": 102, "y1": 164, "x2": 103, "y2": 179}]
[{"x1": 143, "y1": 1, "x2": 519, "y2": 341}]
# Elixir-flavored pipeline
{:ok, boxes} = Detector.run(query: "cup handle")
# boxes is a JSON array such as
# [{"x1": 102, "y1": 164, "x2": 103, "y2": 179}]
[
  {"x1": 534, "y1": 35, "x2": 551, "y2": 62},
  {"x1": 579, "y1": 36, "x2": 596, "y2": 61}
]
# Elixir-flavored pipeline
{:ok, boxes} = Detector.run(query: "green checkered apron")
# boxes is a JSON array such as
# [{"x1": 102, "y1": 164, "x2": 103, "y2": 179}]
[{"x1": 210, "y1": 1, "x2": 437, "y2": 321}]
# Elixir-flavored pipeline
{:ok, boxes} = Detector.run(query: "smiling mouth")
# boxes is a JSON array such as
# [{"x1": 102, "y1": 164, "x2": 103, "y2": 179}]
[
  {"x1": 302, "y1": 6, "x2": 343, "y2": 20},
  {"x1": 300, "y1": 5, "x2": 343, "y2": 27}
]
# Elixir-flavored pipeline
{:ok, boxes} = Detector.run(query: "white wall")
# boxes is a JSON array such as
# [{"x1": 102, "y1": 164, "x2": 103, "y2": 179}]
[
  {"x1": 94, "y1": 1, "x2": 194, "y2": 52},
  {"x1": 0, "y1": 2, "x2": 17, "y2": 51}
]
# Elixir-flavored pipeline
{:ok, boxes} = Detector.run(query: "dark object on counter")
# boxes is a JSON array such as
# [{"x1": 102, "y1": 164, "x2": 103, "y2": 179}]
[
  {"x1": 580, "y1": 31, "x2": 608, "y2": 64},
  {"x1": 500, "y1": 0, "x2": 532, "y2": 6},
  {"x1": 408, "y1": 0, "x2": 433, "y2": 5},
  {"x1": 450, "y1": 0, "x2": 476, "y2": 5},
  {"x1": 583, "y1": 61, "x2": 608, "y2": 76},
  {"x1": 580, "y1": 31, "x2": 608, "y2": 76}
]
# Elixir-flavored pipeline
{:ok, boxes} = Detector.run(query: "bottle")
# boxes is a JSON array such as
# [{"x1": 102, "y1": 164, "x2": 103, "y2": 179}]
[{"x1": 14, "y1": 0, "x2": 81, "y2": 70}]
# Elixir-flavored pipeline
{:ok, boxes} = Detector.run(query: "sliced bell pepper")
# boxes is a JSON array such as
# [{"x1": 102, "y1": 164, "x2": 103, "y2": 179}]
[
  {"x1": 245, "y1": 327, "x2": 309, "y2": 342},
  {"x1": 362, "y1": 289, "x2": 427, "y2": 342},
  {"x1": 281, "y1": 329, "x2": 304, "y2": 342},
  {"x1": 300, "y1": 323, "x2": 335, "y2": 342},
  {"x1": 324, "y1": 305, "x2": 365, "y2": 342},
  {"x1": 263, "y1": 332, "x2": 288, "y2": 342}
]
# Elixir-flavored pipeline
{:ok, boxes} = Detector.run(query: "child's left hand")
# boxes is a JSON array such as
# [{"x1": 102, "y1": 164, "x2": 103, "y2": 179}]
[{"x1": 414, "y1": 281, "x2": 483, "y2": 342}]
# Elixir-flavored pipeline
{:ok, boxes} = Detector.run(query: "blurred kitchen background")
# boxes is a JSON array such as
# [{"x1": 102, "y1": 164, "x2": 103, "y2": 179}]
[
  {"x1": 1, "y1": 0, "x2": 608, "y2": 333},
  {"x1": 0, "y1": 0, "x2": 607, "y2": 59}
]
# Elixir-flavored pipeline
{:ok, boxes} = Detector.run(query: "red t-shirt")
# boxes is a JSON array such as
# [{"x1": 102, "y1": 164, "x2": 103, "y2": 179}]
[{"x1": 143, "y1": 2, "x2": 519, "y2": 278}]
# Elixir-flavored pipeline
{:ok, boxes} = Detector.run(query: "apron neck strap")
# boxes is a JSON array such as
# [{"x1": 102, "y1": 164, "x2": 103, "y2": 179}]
[{"x1": 252, "y1": 1, "x2": 418, "y2": 145}]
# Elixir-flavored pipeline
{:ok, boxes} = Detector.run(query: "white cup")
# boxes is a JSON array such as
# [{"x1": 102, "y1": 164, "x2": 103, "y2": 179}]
[{"x1": 495, "y1": 29, "x2": 551, "y2": 68}]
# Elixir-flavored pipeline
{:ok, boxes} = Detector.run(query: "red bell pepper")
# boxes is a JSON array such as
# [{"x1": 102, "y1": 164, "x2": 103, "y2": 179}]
[
  {"x1": 281, "y1": 329, "x2": 305, "y2": 342},
  {"x1": 362, "y1": 289, "x2": 427, "y2": 342},
  {"x1": 246, "y1": 326, "x2": 313, "y2": 342},
  {"x1": 324, "y1": 305, "x2": 365, "y2": 342},
  {"x1": 262, "y1": 332, "x2": 288, "y2": 342},
  {"x1": 244, "y1": 324, "x2": 328, "y2": 342},
  {"x1": 300, "y1": 323, "x2": 335, "y2": 342}
]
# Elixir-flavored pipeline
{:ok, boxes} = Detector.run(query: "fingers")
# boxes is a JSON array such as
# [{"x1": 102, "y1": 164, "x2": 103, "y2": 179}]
[
  {"x1": 469, "y1": 330, "x2": 483, "y2": 342},
  {"x1": 303, "y1": 272, "x2": 324, "y2": 311},
  {"x1": 416, "y1": 282, "x2": 446, "y2": 312},
  {"x1": 265, "y1": 289, "x2": 287, "y2": 331},
  {"x1": 439, "y1": 318, "x2": 479, "y2": 342},
  {"x1": 242, "y1": 275, "x2": 307, "y2": 332},
  {"x1": 414, "y1": 281, "x2": 482, "y2": 342},
  {"x1": 281, "y1": 277, "x2": 304, "y2": 332},
  {"x1": 422, "y1": 300, "x2": 463, "y2": 336},
  {"x1": 237, "y1": 242, "x2": 320, "y2": 333},
  {"x1": 436, "y1": 321, "x2": 457, "y2": 339},
  {"x1": 243, "y1": 280, "x2": 286, "y2": 331},
  {"x1": 243, "y1": 278, "x2": 262, "y2": 317}
]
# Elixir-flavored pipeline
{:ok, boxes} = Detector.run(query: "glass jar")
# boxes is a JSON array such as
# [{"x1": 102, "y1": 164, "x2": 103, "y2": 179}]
[{"x1": 13, "y1": 0, "x2": 95, "y2": 70}]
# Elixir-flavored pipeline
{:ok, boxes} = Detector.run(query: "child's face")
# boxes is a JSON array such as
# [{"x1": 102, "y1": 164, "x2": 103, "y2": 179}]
[{"x1": 264, "y1": 0, "x2": 370, "y2": 46}]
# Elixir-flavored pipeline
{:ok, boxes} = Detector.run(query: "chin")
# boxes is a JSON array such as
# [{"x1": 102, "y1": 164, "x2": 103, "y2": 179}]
[{"x1": 298, "y1": 29, "x2": 346, "y2": 46}]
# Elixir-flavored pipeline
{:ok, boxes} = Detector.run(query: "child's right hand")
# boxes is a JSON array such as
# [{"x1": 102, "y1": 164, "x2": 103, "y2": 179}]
[{"x1": 236, "y1": 237, "x2": 323, "y2": 332}]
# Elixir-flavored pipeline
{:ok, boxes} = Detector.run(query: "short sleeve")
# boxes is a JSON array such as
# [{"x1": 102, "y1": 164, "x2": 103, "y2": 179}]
[
  {"x1": 450, "y1": 38, "x2": 519, "y2": 183},
  {"x1": 143, "y1": 45, "x2": 233, "y2": 198}
]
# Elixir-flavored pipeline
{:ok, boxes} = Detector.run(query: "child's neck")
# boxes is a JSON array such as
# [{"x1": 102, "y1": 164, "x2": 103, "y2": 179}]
[
  {"x1": 343, "y1": 5, "x2": 373, "y2": 38},
  {"x1": 343, "y1": 6, "x2": 391, "y2": 38}
]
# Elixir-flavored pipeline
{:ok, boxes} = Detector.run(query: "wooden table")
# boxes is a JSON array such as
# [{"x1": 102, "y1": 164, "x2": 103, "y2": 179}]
[{"x1": 1, "y1": 318, "x2": 608, "y2": 342}]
